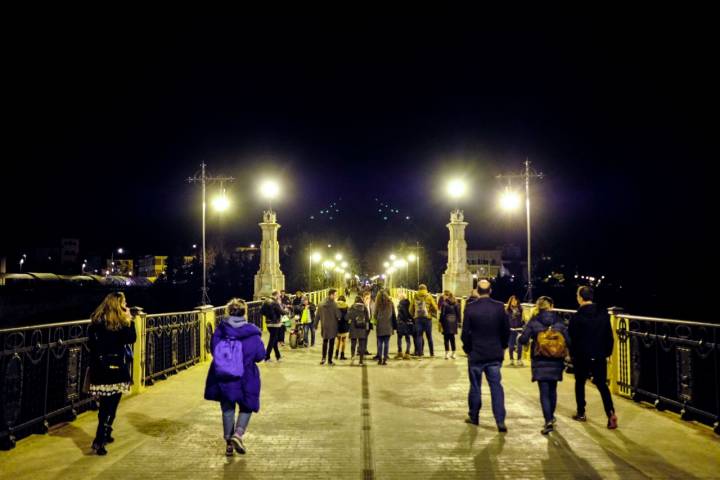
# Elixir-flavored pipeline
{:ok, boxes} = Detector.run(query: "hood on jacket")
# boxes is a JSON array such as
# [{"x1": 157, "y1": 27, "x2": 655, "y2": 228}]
[
  {"x1": 218, "y1": 318, "x2": 261, "y2": 340},
  {"x1": 350, "y1": 303, "x2": 365, "y2": 312},
  {"x1": 337, "y1": 300, "x2": 348, "y2": 309},
  {"x1": 416, "y1": 288, "x2": 430, "y2": 298},
  {"x1": 536, "y1": 310, "x2": 560, "y2": 327}
]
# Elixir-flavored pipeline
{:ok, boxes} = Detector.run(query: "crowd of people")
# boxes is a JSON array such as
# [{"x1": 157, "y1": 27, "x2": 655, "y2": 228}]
[{"x1": 83, "y1": 279, "x2": 618, "y2": 457}]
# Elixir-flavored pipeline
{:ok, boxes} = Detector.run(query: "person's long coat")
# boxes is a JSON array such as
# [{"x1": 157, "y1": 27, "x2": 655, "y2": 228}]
[{"x1": 317, "y1": 298, "x2": 341, "y2": 339}]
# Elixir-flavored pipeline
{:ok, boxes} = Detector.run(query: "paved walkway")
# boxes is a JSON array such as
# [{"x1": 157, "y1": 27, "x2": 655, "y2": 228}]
[{"x1": 2, "y1": 328, "x2": 719, "y2": 479}]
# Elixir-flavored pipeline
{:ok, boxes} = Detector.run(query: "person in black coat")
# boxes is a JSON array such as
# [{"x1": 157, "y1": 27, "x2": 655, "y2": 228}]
[
  {"x1": 569, "y1": 286, "x2": 617, "y2": 429},
  {"x1": 461, "y1": 280, "x2": 510, "y2": 431},
  {"x1": 439, "y1": 291, "x2": 462, "y2": 359},
  {"x1": 394, "y1": 293, "x2": 414, "y2": 359},
  {"x1": 519, "y1": 296, "x2": 570, "y2": 435},
  {"x1": 87, "y1": 292, "x2": 137, "y2": 455}
]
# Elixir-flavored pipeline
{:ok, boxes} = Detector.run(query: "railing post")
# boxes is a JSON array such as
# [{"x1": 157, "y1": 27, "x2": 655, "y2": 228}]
[
  {"x1": 131, "y1": 307, "x2": 146, "y2": 395},
  {"x1": 197, "y1": 305, "x2": 215, "y2": 362},
  {"x1": 608, "y1": 307, "x2": 625, "y2": 396}
]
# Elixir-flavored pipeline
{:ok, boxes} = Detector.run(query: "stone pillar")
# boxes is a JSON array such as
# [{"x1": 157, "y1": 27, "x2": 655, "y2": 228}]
[
  {"x1": 254, "y1": 210, "x2": 286, "y2": 300},
  {"x1": 442, "y1": 209, "x2": 473, "y2": 297}
]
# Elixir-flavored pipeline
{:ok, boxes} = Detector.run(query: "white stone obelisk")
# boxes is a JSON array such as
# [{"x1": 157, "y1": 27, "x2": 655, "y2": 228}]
[
  {"x1": 442, "y1": 209, "x2": 473, "y2": 297},
  {"x1": 253, "y1": 210, "x2": 285, "y2": 300}
]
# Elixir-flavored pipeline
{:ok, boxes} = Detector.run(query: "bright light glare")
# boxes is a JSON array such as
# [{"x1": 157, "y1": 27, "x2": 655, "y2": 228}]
[
  {"x1": 311, "y1": 252, "x2": 322, "y2": 262},
  {"x1": 500, "y1": 188, "x2": 521, "y2": 211},
  {"x1": 212, "y1": 194, "x2": 230, "y2": 212},
  {"x1": 259, "y1": 180, "x2": 280, "y2": 199},
  {"x1": 447, "y1": 179, "x2": 467, "y2": 199}
]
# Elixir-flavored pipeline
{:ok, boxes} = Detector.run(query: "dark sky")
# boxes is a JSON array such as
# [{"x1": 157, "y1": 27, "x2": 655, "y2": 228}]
[{"x1": 3, "y1": 15, "x2": 715, "y2": 287}]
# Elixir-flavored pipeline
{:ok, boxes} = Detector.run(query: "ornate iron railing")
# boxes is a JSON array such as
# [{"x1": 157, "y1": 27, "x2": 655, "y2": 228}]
[
  {"x1": 0, "y1": 320, "x2": 95, "y2": 450},
  {"x1": 143, "y1": 310, "x2": 202, "y2": 385},
  {"x1": 617, "y1": 313, "x2": 719, "y2": 433}
]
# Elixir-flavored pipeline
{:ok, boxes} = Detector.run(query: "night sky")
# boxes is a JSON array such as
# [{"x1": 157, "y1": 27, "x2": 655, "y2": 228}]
[{"x1": 3, "y1": 15, "x2": 714, "y2": 304}]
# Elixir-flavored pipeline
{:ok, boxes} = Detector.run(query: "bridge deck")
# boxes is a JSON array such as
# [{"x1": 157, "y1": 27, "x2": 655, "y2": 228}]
[{"x1": 2, "y1": 329, "x2": 718, "y2": 479}]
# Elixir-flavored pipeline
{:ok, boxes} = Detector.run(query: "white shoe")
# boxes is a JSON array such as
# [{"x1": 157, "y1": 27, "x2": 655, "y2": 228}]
[
  {"x1": 451, "y1": 352, "x2": 456, "y2": 359},
  {"x1": 517, "y1": 360, "x2": 524, "y2": 367},
  {"x1": 350, "y1": 356, "x2": 355, "y2": 366},
  {"x1": 509, "y1": 359, "x2": 515, "y2": 366},
  {"x1": 444, "y1": 352, "x2": 450, "y2": 360}
]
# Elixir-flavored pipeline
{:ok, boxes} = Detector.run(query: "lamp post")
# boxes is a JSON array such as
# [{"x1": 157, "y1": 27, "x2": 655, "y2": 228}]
[
  {"x1": 187, "y1": 163, "x2": 236, "y2": 305},
  {"x1": 309, "y1": 251, "x2": 321, "y2": 290},
  {"x1": 497, "y1": 159, "x2": 543, "y2": 302}
]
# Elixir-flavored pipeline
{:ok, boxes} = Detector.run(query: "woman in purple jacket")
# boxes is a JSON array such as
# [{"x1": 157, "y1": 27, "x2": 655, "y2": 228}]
[{"x1": 204, "y1": 299, "x2": 266, "y2": 456}]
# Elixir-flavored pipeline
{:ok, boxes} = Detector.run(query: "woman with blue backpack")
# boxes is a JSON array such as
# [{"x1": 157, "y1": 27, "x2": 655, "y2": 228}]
[
  {"x1": 204, "y1": 298, "x2": 266, "y2": 456},
  {"x1": 519, "y1": 296, "x2": 570, "y2": 435}
]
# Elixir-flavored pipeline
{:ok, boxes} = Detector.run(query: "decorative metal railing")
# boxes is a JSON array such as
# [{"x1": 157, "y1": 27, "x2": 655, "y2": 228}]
[
  {"x1": 617, "y1": 313, "x2": 719, "y2": 433},
  {"x1": 0, "y1": 320, "x2": 95, "y2": 450}
]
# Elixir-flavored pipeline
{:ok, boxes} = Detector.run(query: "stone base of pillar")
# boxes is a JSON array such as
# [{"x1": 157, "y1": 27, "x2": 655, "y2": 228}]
[
  {"x1": 254, "y1": 272, "x2": 286, "y2": 300},
  {"x1": 442, "y1": 272, "x2": 473, "y2": 298}
]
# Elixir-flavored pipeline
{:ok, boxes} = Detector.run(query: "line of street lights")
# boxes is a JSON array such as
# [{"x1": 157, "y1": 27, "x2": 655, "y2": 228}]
[{"x1": 308, "y1": 250, "x2": 354, "y2": 290}]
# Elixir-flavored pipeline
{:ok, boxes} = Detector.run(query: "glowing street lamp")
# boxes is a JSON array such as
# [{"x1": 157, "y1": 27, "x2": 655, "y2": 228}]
[
  {"x1": 212, "y1": 189, "x2": 230, "y2": 212},
  {"x1": 389, "y1": 254, "x2": 397, "y2": 261},
  {"x1": 308, "y1": 251, "x2": 322, "y2": 290},
  {"x1": 447, "y1": 178, "x2": 467, "y2": 200},
  {"x1": 341, "y1": 261, "x2": 348, "y2": 269},
  {"x1": 335, "y1": 253, "x2": 343, "y2": 261},
  {"x1": 383, "y1": 261, "x2": 390, "y2": 268},
  {"x1": 259, "y1": 179, "x2": 280, "y2": 210},
  {"x1": 499, "y1": 187, "x2": 521, "y2": 211}
]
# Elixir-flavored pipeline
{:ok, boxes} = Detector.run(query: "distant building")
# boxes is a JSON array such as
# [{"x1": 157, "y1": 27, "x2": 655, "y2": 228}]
[
  {"x1": 137, "y1": 255, "x2": 168, "y2": 279},
  {"x1": 61, "y1": 238, "x2": 80, "y2": 265},
  {"x1": 235, "y1": 246, "x2": 260, "y2": 262},
  {"x1": 439, "y1": 247, "x2": 526, "y2": 280},
  {"x1": 107, "y1": 259, "x2": 133, "y2": 276}
]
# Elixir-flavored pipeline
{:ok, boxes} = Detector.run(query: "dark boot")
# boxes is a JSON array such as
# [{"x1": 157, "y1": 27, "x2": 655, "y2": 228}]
[
  {"x1": 335, "y1": 349, "x2": 339, "y2": 360},
  {"x1": 105, "y1": 426, "x2": 115, "y2": 444},
  {"x1": 92, "y1": 422, "x2": 108, "y2": 455}
]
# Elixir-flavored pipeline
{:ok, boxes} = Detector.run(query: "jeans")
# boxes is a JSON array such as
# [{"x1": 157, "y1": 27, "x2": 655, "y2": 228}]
[
  {"x1": 310, "y1": 323, "x2": 317, "y2": 346},
  {"x1": 265, "y1": 327, "x2": 281, "y2": 360},
  {"x1": 302, "y1": 324, "x2": 313, "y2": 347},
  {"x1": 415, "y1": 317, "x2": 434, "y2": 356},
  {"x1": 508, "y1": 330, "x2": 523, "y2": 360},
  {"x1": 220, "y1": 400, "x2": 252, "y2": 440},
  {"x1": 397, "y1": 333, "x2": 412, "y2": 354},
  {"x1": 280, "y1": 324, "x2": 286, "y2": 344},
  {"x1": 377, "y1": 335, "x2": 390, "y2": 360},
  {"x1": 322, "y1": 338, "x2": 336, "y2": 362},
  {"x1": 574, "y1": 357, "x2": 615, "y2": 416},
  {"x1": 538, "y1": 380, "x2": 558, "y2": 423},
  {"x1": 467, "y1": 361, "x2": 506, "y2": 424},
  {"x1": 443, "y1": 333, "x2": 456, "y2": 352},
  {"x1": 352, "y1": 338, "x2": 368, "y2": 362}
]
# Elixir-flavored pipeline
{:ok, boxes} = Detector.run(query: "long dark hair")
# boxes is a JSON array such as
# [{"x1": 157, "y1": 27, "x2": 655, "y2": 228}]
[
  {"x1": 374, "y1": 289, "x2": 393, "y2": 316},
  {"x1": 506, "y1": 295, "x2": 520, "y2": 312}
]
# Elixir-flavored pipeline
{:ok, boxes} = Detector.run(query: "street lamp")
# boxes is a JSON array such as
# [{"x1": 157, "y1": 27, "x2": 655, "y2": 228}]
[
  {"x1": 110, "y1": 248, "x2": 123, "y2": 274},
  {"x1": 259, "y1": 179, "x2": 280, "y2": 211},
  {"x1": 309, "y1": 251, "x2": 322, "y2": 290},
  {"x1": 212, "y1": 189, "x2": 230, "y2": 212},
  {"x1": 187, "y1": 163, "x2": 236, "y2": 305},
  {"x1": 335, "y1": 253, "x2": 343, "y2": 261},
  {"x1": 500, "y1": 187, "x2": 522, "y2": 211},
  {"x1": 447, "y1": 178, "x2": 467, "y2": 200},
  {"x1": 497, "y1": 159, "x2": 544, "y2": 302}
]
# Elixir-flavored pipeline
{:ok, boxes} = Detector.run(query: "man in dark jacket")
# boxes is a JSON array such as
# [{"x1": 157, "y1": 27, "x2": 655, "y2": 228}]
[
  {"x1": 569, "y1": 286, "x2": 617, "y2": 429},
  {"x1": 461, "y1": 279, "x2": 510, "y2": 432}
]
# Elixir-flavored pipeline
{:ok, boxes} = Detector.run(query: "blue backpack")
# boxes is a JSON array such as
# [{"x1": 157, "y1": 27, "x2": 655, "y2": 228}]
[{"x1": 213, "y1": 337, "x2": 245, "y2": 379}]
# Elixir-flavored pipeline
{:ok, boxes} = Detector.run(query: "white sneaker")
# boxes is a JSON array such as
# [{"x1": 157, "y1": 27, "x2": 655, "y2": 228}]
[
  {"x1": 509, "y1": 359, "x2": 515, "y2": 366},
  {"x1": 444, "y1": 352, "x2": 450, "y2": 360},
  {"x1": 517, "y1": 360, "x2": 524, "y2": 367},
  {"x1": 451, "y1": 352, "x2": 456, "y2": 359},
  {"x1": 350, "y1": 356, "x2": 355, "y2": 366}
]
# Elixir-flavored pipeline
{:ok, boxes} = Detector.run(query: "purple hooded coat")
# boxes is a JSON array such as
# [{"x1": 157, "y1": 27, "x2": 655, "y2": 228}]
[{"x1": 204, "y1": 317, "x2": 266, "y2": 412}]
